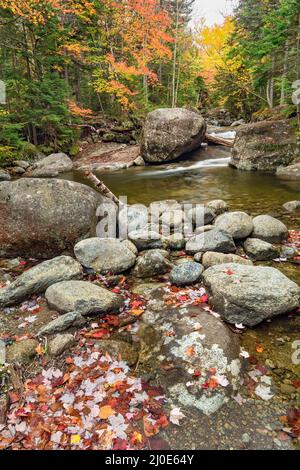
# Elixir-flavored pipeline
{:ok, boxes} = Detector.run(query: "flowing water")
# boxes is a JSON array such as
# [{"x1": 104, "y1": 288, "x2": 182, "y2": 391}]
[{"x1": 70, "y1": 146, "x2": 299, "y2": 220}]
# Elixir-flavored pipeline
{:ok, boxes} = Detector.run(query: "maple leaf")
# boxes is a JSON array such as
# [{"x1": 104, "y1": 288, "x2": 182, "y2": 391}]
[
  {"x1": 143, "y1": 415, "x2": 159, "y2": 437},
  {"x1": 170, "y1": 407, "x2": 186, "y2": 426},
  {"x1": 99, "y1": 405, "x2": 115, "y2": 420},
  {"x1": 131, "y1": 431, "x2": 143, "y2": 446},
  {"x1": 129, "y1": 309, "x2": 144, "y2": 317}
]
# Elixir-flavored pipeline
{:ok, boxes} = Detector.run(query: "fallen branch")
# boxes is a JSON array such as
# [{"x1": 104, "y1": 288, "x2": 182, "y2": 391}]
[
  {"x1": 205, "y1": 133, "x2": 234, "y2": 148},
  {"x1": 83, "y1": 170, "x2": 124, "y2": 208}
]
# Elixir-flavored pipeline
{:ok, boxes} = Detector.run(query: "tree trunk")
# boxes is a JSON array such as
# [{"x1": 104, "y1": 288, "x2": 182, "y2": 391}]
[{"x1": 280, "y1": 39, "x2": 289, "y2": 106}]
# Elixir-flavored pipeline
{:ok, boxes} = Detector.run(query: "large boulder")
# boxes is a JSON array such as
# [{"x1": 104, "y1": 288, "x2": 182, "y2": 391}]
[
  {"x1": 214, "y1": 212, "x2": 253, "y2": 239},
  {"x1": 0, "y1": 179, "x2": 101, "y2": 258},
  {"x1": 74, "y1": 238, "x2": 137, "y2": 274},
  {"x1": 230, "y1": 120, "x2": 299, "y2": 172},
  {"x1": 141, "y1": 108, "x2": 207, "y2": 163},
  {"x1": 169, "y1": 261, "x2": 204, "y2": 286},
  {"x1": 251, "y1": 215, "x2": 288, "y2": 243},
  {"x1": 203, "y1": 263, "x2": 300, "y2": 326},
  {"x1": 277, "y1": 163, "x2": 300, "y2": 180},
  {"x1": 139, "y1": 305, "x2": 242, "y2": 415},
  {"x1": 45, "y1": 280, "x2": 123, "y2": 316},
  {"x1": 0, "y1": 256, "x2": 82, "y2": 307},
  {"x1": 186, "y1": 229, "x2": 236, "y2": 255},
  {"x1": 27, "y1": 153, "x2": 73, "y2": 177}
]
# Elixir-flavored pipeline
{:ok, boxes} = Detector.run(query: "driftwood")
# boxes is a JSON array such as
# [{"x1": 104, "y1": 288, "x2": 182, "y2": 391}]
[
  {"x1": 83, "y1": 170, "x2": 124, "y2": 208},
  {"x1": 205, "y1": 133, "x2": 234, "y2": 148}
]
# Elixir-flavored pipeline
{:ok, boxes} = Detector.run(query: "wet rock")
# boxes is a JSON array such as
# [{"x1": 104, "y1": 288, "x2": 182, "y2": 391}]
[
  {"x1": 169, "y1": 261, "x2": 204, "y2": 286},
  {"x1": 27, "y1": 153, "x2": 73, "y2": 177},
  {"x1": 141, "y1": 108, "x2": 206, "y2": 163},
  {"x1": 277, "y1": 163, "x2": 300, "y2": 180},
  {"x1": 48, "y1": 334, "x2": 76, "y2": 356},
  {"x1": 201, "y1": 252, "x2": 253, "y2": 269},
  {"x1": 45, "y1": 280, "x2": 123, "y2": 316},
  {"x1": 132, "y1": 251, "x2": 172, "y2": 278},
  {"x1": 129, "y1": 229, "x2": 166, "y2": 251},
  {"x1": 230, "y1": 120, "x2": 298, "y2": 172},
  {"x1": 244, "y1": 238, "x2": 279, "y2": 261},
  {"x1": 186, "y1": 229, "x2": 236, "y2": 255},
  {"x1": 166, "y1": 234, "x2": 185, "y2": 251},
  {"x1": 282, "y1": 200, "x2": 300, "y2": 212},
  {"x1": 95, "y1": 340, "x2": 138, "y2": 366},
  {"x1": 0, "y1": 170, "x2": 11, "y2": 181},
  {"x1": 139, "y1": 305, "x2": 242, "y2": 415},
  {"x1": 133, "y1": 156, "x2": 145, "y2": 166},
  {"x1": 0, "y1": 179, "x2": 101, "y2": 258},
  {"x1": 37, "y1": 311, "x2": 86, "y2": 336},
  {"x1": 207, "y1": 199, "x2": 229, "y2": 215},
  {"x1": 187, "y1": 206, "x2": 216, "y2": 227},
  {"x1": 74, "y1": 238, "x2": 137, "y2": 274},
  {"x1": 6, "y1": 339, "x2": 38, "y2": 364},
  {"x1": 214, "y1": 212, "x2": 253, "y2": 239},
  {"x1": 251, "y1": 215, "x2": 288, "y2": 243},
  {"x1": 0, "y1": 256, "x2": 82, "y2": 307},
  {"x1": 202, "y1": 263, "x2": 300, "y2": 326},
  {"x1": 281, "y1": 246, "x2": 298, "y2": 259}
]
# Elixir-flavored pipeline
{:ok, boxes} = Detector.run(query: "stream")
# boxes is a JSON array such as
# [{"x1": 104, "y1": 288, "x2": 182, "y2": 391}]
[{"x1": 63, "y1": 145, "x2": 300, "y2": 449}]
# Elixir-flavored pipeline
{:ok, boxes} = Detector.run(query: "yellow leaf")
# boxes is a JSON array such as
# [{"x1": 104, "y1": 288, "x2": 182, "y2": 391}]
[
  {"x1": 130, "y1": 309, "x2": 144, "y2": 317},
  {"x1": 99, "y1": 405, "x2": 115, "y2": 420},
  {"x1": 70, "y1": 434, "x2": 81, "y2": 444}
]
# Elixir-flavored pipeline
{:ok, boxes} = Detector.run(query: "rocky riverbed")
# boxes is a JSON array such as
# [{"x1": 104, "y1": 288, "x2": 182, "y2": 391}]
[{"x1": 0, "y1": 177, "x2": 299, "y2": 450}]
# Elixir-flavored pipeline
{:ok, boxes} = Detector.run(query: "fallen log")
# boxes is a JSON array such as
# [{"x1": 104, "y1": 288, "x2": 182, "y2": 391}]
[
  {"x1": 205, "y1": 133, "x2": 234, "y2": 148},
  {"x1": 83, "y1": 170, "x2": 124, "y2": 208}
]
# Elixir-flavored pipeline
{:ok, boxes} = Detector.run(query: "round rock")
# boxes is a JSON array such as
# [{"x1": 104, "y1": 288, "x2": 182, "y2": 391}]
[
  {"x1": 45, "y1": 280, "x2": 124, "y2": 316},
  {"x1": 282, "y1": 201, "x2": 300, "y2": 212},
  {"x1": 74, "y1": 238, "x2": 137, "y2": 274},
  {"x1": 203, "y1": 263, "x2": 300, "y2": 326},
  {"x1": 214, "y1": 212, "x2": 253, "y2": 239},
  {"x1": 251, "y1": 215, "x2": 288, "y2": 243},
  {"x1": 132, "y1": 251, "x2": 172, "y2": 278},
  {"x1": 186, "y1": 229, "x2": 236, "y2": 255},
  {"x1": 244, "y1": 238, "x2": 279, "y2": 261},
  {"x1": 169, "y1": 261, "x2": 204, "y2": 286},
  {"x1": 207, "y1": 199, "x2": 228, "y2": 215}
]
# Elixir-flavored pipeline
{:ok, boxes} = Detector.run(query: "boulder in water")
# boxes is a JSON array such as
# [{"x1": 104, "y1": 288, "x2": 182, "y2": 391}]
[{"x1": 141, "y1": 108, "x2": 206, "y2": 163}]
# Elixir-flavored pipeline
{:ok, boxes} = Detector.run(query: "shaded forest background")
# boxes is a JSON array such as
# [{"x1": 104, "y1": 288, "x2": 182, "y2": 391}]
[{"x1": 0, "y1": 0, "x2": 299, "y2": 161}]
